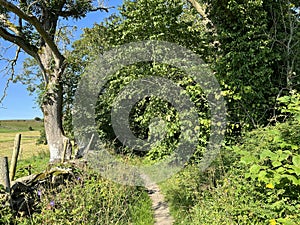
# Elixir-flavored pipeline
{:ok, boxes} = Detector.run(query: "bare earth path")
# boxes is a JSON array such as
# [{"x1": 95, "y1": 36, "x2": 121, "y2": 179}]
[{"x1": 141, "y1": 174, "x2": 174, "y2": 225}]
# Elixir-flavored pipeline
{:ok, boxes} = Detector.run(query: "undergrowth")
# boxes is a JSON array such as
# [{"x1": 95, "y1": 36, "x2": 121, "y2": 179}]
[
  {"x1": 160, "y1": 120, "x2": 300, "y2": 225},
  {"x1": 1, "y1": 154, "x2": 154, "y2": 225},
  {"x1": 160, "y1": 93, "x2": 300, "y2": 225}
]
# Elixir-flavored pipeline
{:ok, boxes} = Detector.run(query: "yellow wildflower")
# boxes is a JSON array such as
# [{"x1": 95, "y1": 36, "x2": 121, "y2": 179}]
[
  {"x1": 266, "y1": 183, "x2": 275, "y2": 189},
  {"x1": 269, "y1": 219, "x2": 276, "y2": 225}
]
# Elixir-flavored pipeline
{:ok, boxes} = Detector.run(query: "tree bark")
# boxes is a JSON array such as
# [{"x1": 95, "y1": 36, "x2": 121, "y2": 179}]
[
  {"x1": 42, "y1": 85, "x2": 64, "y2": 162},
  {"x1": 42, "y1": 81, "x2": 72, "y2": 162},
  {"x1": 39, "y1": 43, "x2": 71, "y2": 162}
]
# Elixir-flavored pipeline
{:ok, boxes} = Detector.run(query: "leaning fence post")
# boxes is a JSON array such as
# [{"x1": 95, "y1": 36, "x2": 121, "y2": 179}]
[
  {"x1": 0, "y1": 157, "x2": 11, "y2": 193},
  {"x1": 0, "y1": 157, "x2": 13, "y2": 208},
  {"x1": 9, "y1": 133, "x2": 21, "y2": 181}
]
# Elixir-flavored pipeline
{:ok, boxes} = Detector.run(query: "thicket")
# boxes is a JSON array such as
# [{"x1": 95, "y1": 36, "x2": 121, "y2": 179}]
[
  {"x1": 71, "y1": 1, "x2": 300, "y2": 223},
  {"x1": 160, "y1": 92, "x2": 300, "y2": 224}
]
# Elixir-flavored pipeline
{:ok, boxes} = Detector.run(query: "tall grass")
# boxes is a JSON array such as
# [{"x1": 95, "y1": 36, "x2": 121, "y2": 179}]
[{"x1": 1, "y1": 151, "x2": 154, "y2": 225}]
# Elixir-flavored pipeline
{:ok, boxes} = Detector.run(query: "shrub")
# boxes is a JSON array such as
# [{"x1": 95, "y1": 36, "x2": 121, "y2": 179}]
[
  {"x1": 2, "y1": 162, "x2": 153, "y2": 225},
  {"x1": 36, "y1": 128, "x2": 47, "y2": 145},
  {"x1": 34, "y1": 117, "x2": 42, "y2": 122}
]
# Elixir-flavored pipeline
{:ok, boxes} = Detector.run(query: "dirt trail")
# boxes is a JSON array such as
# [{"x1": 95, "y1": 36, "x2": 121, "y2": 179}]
[{"x1": 141, "y1": 174, "x2": 174, "y2": 225}]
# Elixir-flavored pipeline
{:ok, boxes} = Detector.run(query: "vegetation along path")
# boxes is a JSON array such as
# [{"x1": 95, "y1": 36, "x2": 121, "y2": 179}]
[{"x1": 141, "y1": 174, "x2": 174, "y2": 225}]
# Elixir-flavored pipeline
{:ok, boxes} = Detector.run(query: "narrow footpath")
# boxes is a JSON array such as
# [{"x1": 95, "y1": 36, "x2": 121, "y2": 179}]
[{"x1": 141, "y1": 174, "x2": 174, "y2": 225}]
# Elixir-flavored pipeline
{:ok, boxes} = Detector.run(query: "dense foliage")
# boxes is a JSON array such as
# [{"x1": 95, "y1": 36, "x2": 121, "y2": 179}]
[
  {"x1": 1, "y1": 0, "x2": 299, "y2": 224},
  {"x1": 73, "y1": 0, "x2": 211, "y2": 160},
  {"x1": 205, "y1": 0, "x2": 300, "y2": 128},
  {"x1": 161, "y1": 92, "x2": 300, "y2": 224}
]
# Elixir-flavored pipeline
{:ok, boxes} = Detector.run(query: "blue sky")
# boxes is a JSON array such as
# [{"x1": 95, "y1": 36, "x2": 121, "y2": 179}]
[{"x1": 0, "y1": 0, "x2": 122, "y2": 120}]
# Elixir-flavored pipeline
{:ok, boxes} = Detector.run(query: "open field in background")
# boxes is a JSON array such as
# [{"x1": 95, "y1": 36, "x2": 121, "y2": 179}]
[
  {"x1": 0, "y1": 120, "x2": 48, "y2": 161},
  {"x1": 0, "y1": 120, "x2": 43, "y2": 132}
]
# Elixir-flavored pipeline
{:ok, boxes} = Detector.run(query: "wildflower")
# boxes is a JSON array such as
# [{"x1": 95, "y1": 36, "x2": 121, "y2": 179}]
[
  {"x1": 46, "y1": 200, "x2": 55, "y2": 210},
  {"x1": 37, "y1": 190, "x2": 42, "y2": 196},
  {"x1": 269, "y1": 219, "x2": 276, "y2": 225},
  {"x1": 50, "y1": 200, "x2": 55, "y2": 207},
  {"x1": 266, "y1": 183, "x2": 275, "y2": 189}
]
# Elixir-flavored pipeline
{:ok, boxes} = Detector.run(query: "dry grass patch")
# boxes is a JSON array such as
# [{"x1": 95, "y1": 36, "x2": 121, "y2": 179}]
[{"x1": 0, "y1": 130, "x2": 48, "y2": 161}]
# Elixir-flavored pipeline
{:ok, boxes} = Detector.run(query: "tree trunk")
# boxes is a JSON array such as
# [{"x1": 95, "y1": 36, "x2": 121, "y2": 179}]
[
  {"x1": 42, "y1": 85, "x2": 72, "y2": 162},
  {"x1": 42, "y1": 88, "x2": 64, "y2": 162},
  {"x1": 40, "y1": 44, "x2": 71, "y2": 162}
]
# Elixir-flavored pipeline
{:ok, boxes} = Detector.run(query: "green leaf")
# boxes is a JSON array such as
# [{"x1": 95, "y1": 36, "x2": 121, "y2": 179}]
[
  {"x1": 271, "y1": 160, "x2": 282, "y2": 167},
  {"x1": 260, "y1": 149, "x2": 276, "y2": 160},
  {"x1": 281, "y1": 174, "x2": 299, "y2": 185},
  {"x1": 276, "y1": 167, "x2": 286, "y2": 173},
  {"x1": 241, "y1": 154, "x2": 257, "y2": 164},
  {"x1": 257, "y1": 170, "x2": 267, "y2": 181},
  {"x1": 249, "y1": 164, "x2": 261, "y2": 174},
  {"x1": 292, "y1": 155, "x2": 300, "y2": 168},
  {"x1": 288, "y1": 165, "x2": 300, "y2": 176}
]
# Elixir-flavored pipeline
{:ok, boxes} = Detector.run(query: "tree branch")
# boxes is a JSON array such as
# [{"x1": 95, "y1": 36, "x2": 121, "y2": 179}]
[
  {"x1": 0, "y1": 26, "x2": 49, "y2": 84},
  {"x1": 0, "y1": 14, "x2": 21, "y2": 35},
  {"x1": 0, "y1": 47, "x2": 20, "y2": 104},
  {"x1": 186, "y1": 0, "x2": 212, "y2": 26},
  {"x1": 90, "y1": 6, "x2": 111, "y2": 12},
  {"x1": 187, "y1": 0, "x2": 206, "y2": 18},
  {"x1": 0, "y1": 26, "x2": 38, "y2": 58},
  {"x1": 58, "y1": 6, "x2": 111, "y2": 17},
  {"x1": 0, "y1": 0, "x2": 64, "y2": 63}
]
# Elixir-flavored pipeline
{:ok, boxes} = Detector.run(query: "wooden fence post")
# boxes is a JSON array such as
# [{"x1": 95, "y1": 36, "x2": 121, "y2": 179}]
[
  {"x1": 9, "y1": 134, "x2": 21, "y2": 181},
  {"x1": 0, "y1": 157, "x2": 11, "y2": 194}
]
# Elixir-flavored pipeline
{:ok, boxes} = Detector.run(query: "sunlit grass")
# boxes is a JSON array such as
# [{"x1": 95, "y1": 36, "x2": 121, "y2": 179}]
[
  {"x1": 0, "y1": 120, "x2": 43, "y2": 132},
  {"x1": 0, "y1": 120, "x2": 47, "y2": 161}
]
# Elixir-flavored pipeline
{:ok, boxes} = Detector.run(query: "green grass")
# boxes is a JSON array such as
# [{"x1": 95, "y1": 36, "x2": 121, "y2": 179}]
[
  {"x1": 14, "y1": 150, "x2": 50, "y2": 179},
  {"x1": 0, "y1": 120, "x2": 43, "y2": 132},
  {"x1": 130, "y1": 190, "x2": 154, "y2": 225},
  {"x1": 1, "y1": 152, "x2": 154, "y2": 225}
]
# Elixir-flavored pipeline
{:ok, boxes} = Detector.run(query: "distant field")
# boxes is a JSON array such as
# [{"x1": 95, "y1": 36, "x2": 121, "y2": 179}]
[
  {"x1": 0, "y1": 119, "x2": 44, "y2": 132},
  {"x1": 0, "y1": 120, "x2": 48, "y2": 161}
]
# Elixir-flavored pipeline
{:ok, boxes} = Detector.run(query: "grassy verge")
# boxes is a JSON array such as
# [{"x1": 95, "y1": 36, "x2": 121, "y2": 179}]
[
  {"x1": 130, "y1": 190, "x2": 154, "y2": 225},
  {"x1": 14, "y1": 150, "x2": 49, "y2": 179},
  {"x1": 1, "y1": 151, "x2": 154, "y2": 225}
]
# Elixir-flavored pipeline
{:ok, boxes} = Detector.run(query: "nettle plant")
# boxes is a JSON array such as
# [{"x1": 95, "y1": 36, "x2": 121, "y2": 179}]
[
  {"x1": 231, "y1": 91, "x2": 300, "y2": 222},
  {"x1": 233, "y1": 91, "x2": 300, "y2": 185}
]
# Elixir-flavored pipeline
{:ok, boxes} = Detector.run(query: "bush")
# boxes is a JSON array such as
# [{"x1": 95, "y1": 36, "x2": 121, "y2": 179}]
[
  {"x1": 163, "y1": 130, "x2": 300, "y2": 224},
  {"x1": 161, "y1": 92, "x2": 300, "y2": 224},
  {"x1": 36, "y1": 128, "x2": 47, "y2": 145},
  {"x1": 34, "y1": 117, "x2": 42, "y2": 122}
]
